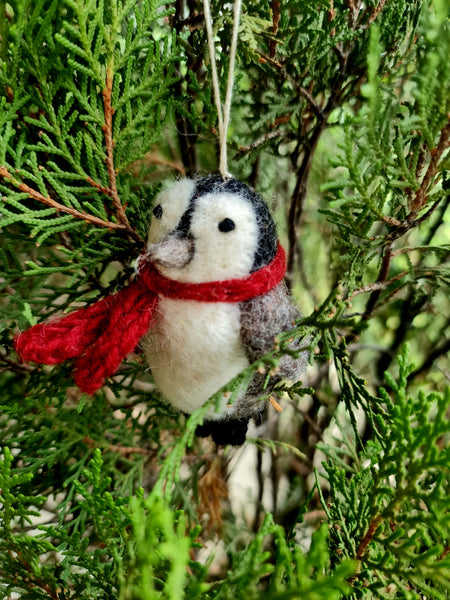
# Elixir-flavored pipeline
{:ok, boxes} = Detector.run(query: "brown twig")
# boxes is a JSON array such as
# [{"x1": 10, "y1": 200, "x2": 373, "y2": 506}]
[
  {"x1": 346, "y1": 0, "x2": 363, "y2": 29},
  {"x1": 287, "y1": 114, "x2": 330, "y2": 276},
  {"x1": 0, "y1": 350, "x2": 35, "y2": 374},
  {"x1": 102, "y1": 67, "x2": 132, "y2": 231},
  {"x1": 411, "y1": 119, "x2": 450, "y2": 216},
  {"x1": 347, "y1": 270, "x2": 409, "y2": 303},
  {"x1": 142, "y1": 152, "x2": 186, "y2": 175},
  {"x1": 107, "y1": 444, "x2": 156, "y2": 457},
  {"x1": 0, "y1": 166, "x2": 130, "y2": 232},
  {"x1": 328, "y1": 0, "x2": 336, "y2": 24},
  {"x1": 409, "y1": 335, "x2": 450, "y2": 381},
  {"x1": 85, "y1": 175, "x2": 114, "y2": 196},
  {"x1": 235, "y1": 129, "x2": 287, "y2": 157},
  {"x1": 172, "y1": 0, "x2": 199, "y2": 174},
  {"x1": 82, "y1": 436, "x2": 156, "y2": 458},
  {"x1": 256, "y1": 51, "x2": 326, "y2": 119},
  {"x1": 356, "y1": 514, "x2": 383, "y2": 559},
  {"x1": 362, "y1": 0, "x2": 388, "y2": 29},
  {"x1": 7, "y1": 546, "x2": 63, "y2": 600},
  {"x1": 361, "y1": 244, "x2": 392, "y2": 322},
  {"x1": 347, "y1": 513, "x2": 384, "y2": 586},
  {"x1": 269, "y1": 0, "x2": 281, "y2": 58}
]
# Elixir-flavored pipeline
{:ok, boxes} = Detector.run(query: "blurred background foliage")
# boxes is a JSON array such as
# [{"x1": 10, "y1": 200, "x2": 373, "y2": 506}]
[{"x1": 0, "y1": 0, "x2": 449, "y2": 598}]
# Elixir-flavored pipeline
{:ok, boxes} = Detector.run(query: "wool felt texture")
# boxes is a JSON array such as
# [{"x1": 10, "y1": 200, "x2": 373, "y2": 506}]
[
  {"x1": 15, "y1": 243, "x2": 287, "y2": 396},
  {"x1": 149, "y1": 176, "x2": 278, "y2": 278}
]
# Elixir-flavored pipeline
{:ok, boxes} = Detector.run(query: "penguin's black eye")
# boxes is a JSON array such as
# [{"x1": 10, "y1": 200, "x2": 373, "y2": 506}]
[
  {"x1": 153, "y1": 204, "x2": 163, "y2": 219},
  {"x1": 218, "y1": 218, "x2": 235, "y2": 233}
]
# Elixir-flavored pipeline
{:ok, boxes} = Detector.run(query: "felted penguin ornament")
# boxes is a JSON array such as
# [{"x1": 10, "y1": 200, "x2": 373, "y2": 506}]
[
  {"x1": 15, "y1": 175, "x2": 308, "y2": 445},
  {"x1": 141, "y1": 175, "x2": 307, "y2": 445},
  {"x1": 14, "y1": 1, "x2": 308, "y2": 445}
]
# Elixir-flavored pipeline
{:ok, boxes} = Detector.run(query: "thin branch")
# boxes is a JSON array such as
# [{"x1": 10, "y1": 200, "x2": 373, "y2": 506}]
[
  {"x1": 287, "y1": 113, "x2": 330, "y2": 276},
  {"x1": 256, "y1": 51, "x2": 326, "y2": 119},
  {"x1": 361, "y1": 244, "x2": 392, "y2": 322},
  {"x1": 414, "y1": 143, "x2": 427, "y2": 181},
  {"x1": 172, "y1": 0, "x2": 199, "y2": 174},
  {"x1": 409, "y1": 335, "x2": 450, "y2": 381},
  {"x1": 347, "y1": 270, "x2": 409, "y2": 303},
  {"x1": 0, "y1": 350, "x2": 35, "y2": 373},
  {"x1": 102, "y1": 67, "x2": 132, "y2": 231},
  {"x1": 361, "y1": 0, "x2": 388, "y2": 29},
  {"x1": 235, "y1": 129, "x2": 287, "y2": 157},
  {"x1": 269, "y1": 0, "x2": 281, "y2": 58},
  {"x1": 347, "y1": 512, "x2": 384, "y2": 586},
  {"x1": 411, "y1": 119, "x2": 450, "y2": 216},
  {"x1": 106, "y1": 444, "x2": 156, "y2": 457},
  {"x1": 328, "y1": 0, "x2": 336, "y2": 27},
  {"x1": 85, "y1": 175, "x2": 114, "y2": 196},
  {"x1": 413, "y1": 195, "x2": 446, "y2": 228},
  {"x1": 7, "y1": 546, "x2": 63, "y2": 600},
  {"x1": 82, "y1": 436, "x2": 156, "y2": 458},
  {"x1": 141, "y1": 152, "x2": 186, "y2": 175},
  {"x1": 0, "y1": 166, "x2": 130, "y2": 232},
  {"x1": 357, "y1": 514, "x2": 383, "y2": 559}
]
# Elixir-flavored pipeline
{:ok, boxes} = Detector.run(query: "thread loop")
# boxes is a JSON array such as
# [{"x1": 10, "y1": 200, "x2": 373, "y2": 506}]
[{"x1": 203, "y1": 0, "x2": 242, "y2": 179}]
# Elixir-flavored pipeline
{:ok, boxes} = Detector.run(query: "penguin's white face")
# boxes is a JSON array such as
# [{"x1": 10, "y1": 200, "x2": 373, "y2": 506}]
[
  {"x1": 187, "y1": 192, "x2": 259, "y2": 281},
  {"x1": 147, "y1": 178, "x2": 195, "y2": 244},
  {"x1": 147, "y1": 179, "x2": 260, "y2": 283}
]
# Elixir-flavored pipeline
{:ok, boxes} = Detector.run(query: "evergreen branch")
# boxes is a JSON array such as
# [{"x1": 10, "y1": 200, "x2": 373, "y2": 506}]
[
  {"x1": 0, "y1": 166, "x2": 129, "y2": 233},
  {"x1": 6, "y1": 545, "x2": 63, "y2": 600},
  {"x1": 1, "y1": 3, "x2": 448, "y2": 597},
  {"x1": 383, "y1": 119, "x2": 450, "y2": 241},
  {"x1": 254, "y1": 51, "x2": 326, "y2": 119}
]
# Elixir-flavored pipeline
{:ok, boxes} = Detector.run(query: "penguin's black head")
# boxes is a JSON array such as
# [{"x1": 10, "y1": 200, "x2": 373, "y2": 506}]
[
  {"x1": 190, "y1": 175, "x2": 278, "y2": 272},
  {"x1": 147, "y1": 176, "x2": 279, "y2": 282}
]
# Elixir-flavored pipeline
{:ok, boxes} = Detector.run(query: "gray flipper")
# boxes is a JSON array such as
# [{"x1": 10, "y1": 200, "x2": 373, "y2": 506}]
[{"x1": 240, "y1": 282, "x2": 307, "y2": 382}]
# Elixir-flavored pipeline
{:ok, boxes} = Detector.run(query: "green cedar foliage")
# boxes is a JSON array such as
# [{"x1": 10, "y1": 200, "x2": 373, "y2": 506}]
[{"x1": 0, "y1": 1, "x2": 449, "y2": 599}]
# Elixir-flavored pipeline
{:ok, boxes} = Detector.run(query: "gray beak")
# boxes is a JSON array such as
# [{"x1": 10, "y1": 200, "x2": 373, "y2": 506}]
[{"x1": 146, "y1": 235, "x2": 194, "y2": 269}]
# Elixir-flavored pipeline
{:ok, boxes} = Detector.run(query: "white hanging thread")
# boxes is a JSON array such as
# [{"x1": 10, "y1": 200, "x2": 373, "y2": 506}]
[{"x1": 203, "y1": 0, "x2": 242, "y2": 179}]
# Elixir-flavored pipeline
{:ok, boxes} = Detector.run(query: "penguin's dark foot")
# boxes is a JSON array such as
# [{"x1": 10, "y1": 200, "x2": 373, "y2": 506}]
[
  {"x1": 195, "y1": 421, "x2": 213, "y2": 438},
  {"x1": 196, "y1": 417, "x2": 250, "y2": 446}
]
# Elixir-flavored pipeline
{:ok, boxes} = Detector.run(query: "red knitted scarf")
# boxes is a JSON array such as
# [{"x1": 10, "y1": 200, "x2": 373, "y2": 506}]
[{"x1": 16, "y1": 243, "x2": 286, "y2": 395}]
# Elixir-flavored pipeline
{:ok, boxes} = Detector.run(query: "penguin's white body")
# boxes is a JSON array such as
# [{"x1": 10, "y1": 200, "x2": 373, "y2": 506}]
[
  {"x1": 144, "y1": 299, "x2": 248, "y2": 418},
  {"x1": 141, "y1": 176, "x2": 307, "y2": 444}
]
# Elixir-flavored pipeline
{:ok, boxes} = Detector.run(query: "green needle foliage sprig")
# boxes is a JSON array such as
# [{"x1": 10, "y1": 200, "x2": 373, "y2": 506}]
[
  {"x1": 1, "y1": 1, "x2": 449, "y2": 599},
  {"x1": 318, "y1": 346, "x2": 450, "y2": 599},
  {"x1": 0, "y1": 0, "x2": 177, "y2": 258}
]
